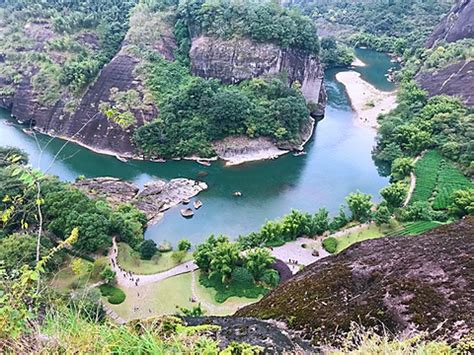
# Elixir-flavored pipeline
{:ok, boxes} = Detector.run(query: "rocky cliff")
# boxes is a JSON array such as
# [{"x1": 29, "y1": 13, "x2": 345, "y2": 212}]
[
  {"x1": 416, "y1": 0, "x2": 474, "y2": 107},
  {"x1": 237, "y1": 217, "x2": 474, "y2": 346},
  {"x1": 426, "y1": 0, "x2": 474, "y2": 48},
  {"x1": 190, "y1": 35, "x2": 326, "y2": 118}
]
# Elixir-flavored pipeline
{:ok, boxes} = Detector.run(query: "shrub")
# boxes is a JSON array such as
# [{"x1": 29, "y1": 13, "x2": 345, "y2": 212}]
[
  {"x1": 171, "y1": 250, "x2": 187, "y2": 264},
  {"x1": 260, "y1": 269, "x2": 280, "y2": 288},
  {"x1": 98, "y1": 284, "x2": 126, "y2": 305},
  {"x1": 177, "y1": 239, "x2": 191, "y2": 251},
  {"x1": 323, "y1": 237, "x2": 338, "y2": 254},
  {"x1": 140, "y1": 240, "x2": 157, "y2": 260},
  {"x1": 158, "y1": 241, "x2": 173, "y2": 252}
]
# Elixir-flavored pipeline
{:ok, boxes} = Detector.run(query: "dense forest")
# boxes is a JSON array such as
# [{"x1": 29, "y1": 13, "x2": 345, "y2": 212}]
[{"x1": 291, "y1": 0, "x2": 452, "y2": 54}]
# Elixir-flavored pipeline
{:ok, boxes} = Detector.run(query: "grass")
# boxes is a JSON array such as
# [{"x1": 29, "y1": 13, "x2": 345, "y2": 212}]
[
  {"x1": 199, "y1": 267, "x2": 269, "y2": 303},
  {"x1": 411, "y1": 150, "x2": 443, "y2": 204},
  {"x1": 411, "y1": 150, "x2": 473, "y2": 209},
  {"x1": 99, "y1": 284, "x2": 126, "y2": 305},
  {"x1": 385, "y1": 221, "x2": 443, "y2": 237},
  {"x1": 432, "y1": 160, "x2": 473, "y2": 210},
  {"x1": 109, "y1": 271, "x2": 257, "y2": 320},
  {"x1": 334, "y1": 224, "x2": 386, "y2": 253},
  {"x1": 117, "y1": 242, "x2": 193, "y2": 275}
]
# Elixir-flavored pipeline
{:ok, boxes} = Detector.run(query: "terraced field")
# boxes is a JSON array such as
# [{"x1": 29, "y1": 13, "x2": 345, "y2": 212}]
[
  {"x1": 411, "y1": 150, "x2": 473, "y2": 209},
  {"x1": 385, "y1": 221, "x2": 443, "y2": 237}
]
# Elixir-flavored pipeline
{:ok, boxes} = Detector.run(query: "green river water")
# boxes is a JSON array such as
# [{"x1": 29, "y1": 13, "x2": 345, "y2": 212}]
[{"x1": 0, "y1": 49, "x2": 397, "y2": 246}]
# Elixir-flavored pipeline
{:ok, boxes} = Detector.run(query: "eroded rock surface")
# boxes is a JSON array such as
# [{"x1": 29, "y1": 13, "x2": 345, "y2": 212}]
[
  {"x1": 237, "y1": 217, "x2": 474, "y2": 345},
  {"x1": 184, "y1": 317, "x2": 314, "y2": 353},
  {"x1": 190, "y1": 35, "x2": 326, "y2": 118},
  {"x1": 74, "y1": 177, "x2": 207, "y2": 224},
  {"x1": 416, "y1": 59, "x2": 474, "y2": 106},
  {"x1": 426, "y1": 0, "x2": 474, "y2": 48}
]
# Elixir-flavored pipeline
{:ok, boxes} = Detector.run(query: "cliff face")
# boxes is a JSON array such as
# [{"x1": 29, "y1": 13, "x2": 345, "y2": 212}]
[
  {"x1": 426, "y1": 0, "x2": 474, "y2": 48},
  {"x1": 416, "y1": 59, "x2": 474, "y2": 106},
  {"x1": 237, "y1": 217, "x2": 474, "y2": 346},
  {"x1": 416, "y1": 0, "x2": 474, "y2": 107},
  {"x1": 189, "y1": 35, "x2": 326, "y2": 118}
]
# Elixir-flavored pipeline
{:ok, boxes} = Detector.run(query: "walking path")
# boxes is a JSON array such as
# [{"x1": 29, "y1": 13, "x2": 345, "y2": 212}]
[
  {"x1": 270, "y1": 237, "x2": 330, "y2": 274},
  {"x1": 403, "y1": 155, "x2": 423, "y2": 207},
  {"x1": 109, "y1": 238, "x2": 198, "y2": 288}
]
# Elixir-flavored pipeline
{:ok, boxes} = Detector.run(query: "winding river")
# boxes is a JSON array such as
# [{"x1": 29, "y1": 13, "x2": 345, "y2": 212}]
[{"x1": 0, "y1": 49, "x2": 396, "y2": 246}]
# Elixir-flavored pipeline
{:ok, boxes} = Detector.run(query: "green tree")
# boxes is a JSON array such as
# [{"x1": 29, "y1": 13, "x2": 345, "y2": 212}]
[
  {"x1": 209, "y1": 240, "x2": 240, "y2": 284},
  {"x1": 177, "y1": 239, "x2": 191, "y2": 252},
  {"x1": 244, "y1": 248, "x2": 275, "y2": 281},
  {"x1": 100, "y1": 266, "x2": 116, "y2": 285},
  {"x1": 449, "y1": 188, "x2": 474, "y2": 217},
  {"x1": 374, "y1": 202, "x2": 391, "y2": 226},
  {"x1": 391, "y1": 157, "x2": 414, "y2": 181},
  {"x1": 380, "y1": 182, "x2": 407, "y2": 209},
  {"x1": 194, "y1": 235, "x2": 227, "y2": 272},
  {"x1": 139, "y1": 240, "x2": 157, "y2": 260},
  {"x1": 346, "y1": 192, "x2": 373, "y2": 223}
]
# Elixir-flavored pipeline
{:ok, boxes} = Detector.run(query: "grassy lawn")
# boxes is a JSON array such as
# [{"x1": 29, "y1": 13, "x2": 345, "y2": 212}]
[
  {"x1": 117, "y1": 242, "x2": 193, "y2": 275},
  {"x1": 110, "y1": 271, "x2": 261, "y2": 321},
  {"x1": 334, "y1": 224, "x2": 386, "y2": 253},
  {"x1": 49, "y1": 256, "x2": 101, "y2": 292}
]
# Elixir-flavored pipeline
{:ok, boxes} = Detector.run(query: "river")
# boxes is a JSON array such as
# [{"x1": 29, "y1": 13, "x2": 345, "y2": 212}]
[{"x1": 0, "y1": 49, "x2": 396, "y2": 246}]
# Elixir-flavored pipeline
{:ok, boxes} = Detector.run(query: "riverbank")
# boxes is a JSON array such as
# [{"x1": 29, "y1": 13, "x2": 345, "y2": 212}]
[{"x1": 335, "y1": 71, "x2": 397, "y2": 128}]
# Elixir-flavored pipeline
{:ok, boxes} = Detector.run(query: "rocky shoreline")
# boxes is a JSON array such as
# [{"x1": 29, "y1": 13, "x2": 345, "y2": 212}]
[{"x1": 74, "y1": 177, "x2": 208, "y2": 225}]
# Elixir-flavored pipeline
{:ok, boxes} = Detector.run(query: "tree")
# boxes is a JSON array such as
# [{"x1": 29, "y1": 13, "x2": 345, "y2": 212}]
[
  {"x1": 374, "y1": 202, "x2": 391, "y2": 226},
  {"x1": 245, "y1": 248, "x2": 275, "y2": 281},
  {"x1": 209, "y1": 240, "x2": 240, "y2": 284},
  {"x1": 380, "y1": 182, "x2": 407, "y2": 209},
  {"x1": 346, "y1": 191, "x2": 373, "y2": 223},
  {"x1": 139, "y1": 240, "x2": 157, "y2": 260},
  {"x1": 177, "y1": 239, "x2": 191, "y2": 252},
  {"x1": 0, "y1": 147, "x2": 28, "y2": 167},
  {"x1": 391, "y1": 157, "x2": 414, "y2": 181},
  {"x1": 329, "y1": 205, "x2": 349, "y2": 231},
  {"x1": 449, "y1": 188, "x2": 474, "y2": 217},
  {"x1": 194, "y1": 235, "x2": 227, "y2": 272},
  {"x1": 100, "y1": 266, "x2": 116, "y2": 285}
]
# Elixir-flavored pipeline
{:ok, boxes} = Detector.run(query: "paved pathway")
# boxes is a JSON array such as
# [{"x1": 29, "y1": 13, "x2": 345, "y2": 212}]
[
  {"x1": 270, "y1": 237, "x2": 330, "y2": 274},
  {"x1": 109, "y1": 238, "x2": 198, "y2": 288},
  {"x1": 403, "y1": 155, "x2": 423, "y2": 207}
]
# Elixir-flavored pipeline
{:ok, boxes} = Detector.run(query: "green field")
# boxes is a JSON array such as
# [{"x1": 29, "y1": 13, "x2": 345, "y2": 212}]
[
  {"x1": 117, "y1": 243, "x2": 193, "y2": 275},
  {"x1": 411, "y1": 150, "x2": 473, "y2": 209},
  {"x1": 411, "y1": 150, "x2": 443, "y2": 204},
  {"x1": 432, "y1": 160, "x2": 473, "y2": 210},
  {"x1": 334, "y1": 225, "x2": 386, "y2": 253},
  {"x1": 109, "y1": 271, "x2": 259, "y2": 320},
  {"x1": 385, "y1": 221, "x2": 443, "y2": 237}
]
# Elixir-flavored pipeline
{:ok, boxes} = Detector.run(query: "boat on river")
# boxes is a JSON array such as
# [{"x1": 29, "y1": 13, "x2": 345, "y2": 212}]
[
  {"x1": 180, "y1": 208, "x2": 194, "y2": 218},
  {"x1": 293, "y1": 151, "x2": 307, "y2": 157},
  {"x1": 22, "y1": 128, "x2": 33, "y2": 135},
  {"x1": 193, "y1": 200, "x2": 203, "y2": 209},
  {"x1": 196, "y1": 160, "x2": 211, "y2": 167},
  {"x1": 115, "y1": 155, "x2": 128, "y2": 163},
  {"x1": 233, "y1": 191, "x2": 242, "y2": 197}
]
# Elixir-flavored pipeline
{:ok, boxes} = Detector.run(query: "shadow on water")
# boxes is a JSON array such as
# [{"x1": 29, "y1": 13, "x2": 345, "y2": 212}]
[{"x1": 0, "y1": 49, "x2": 396, "y2": 245}]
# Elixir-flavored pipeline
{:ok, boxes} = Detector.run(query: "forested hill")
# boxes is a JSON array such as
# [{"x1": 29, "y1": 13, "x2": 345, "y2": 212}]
[
  {"x1": 288, "y1": 0, "x2": 453, "y2": 54},
  {"x1": 0, "y1": 0, "x2": 326, "y2": 160}
]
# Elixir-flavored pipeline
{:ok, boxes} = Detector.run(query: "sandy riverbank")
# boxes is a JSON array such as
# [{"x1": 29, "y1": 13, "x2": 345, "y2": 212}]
[
  {"x1": 335, "y1": 71, "x2": 397, "y2": 128},
  {"x1": 351, "y1": 57, "x2": 366, "y2": 67}
]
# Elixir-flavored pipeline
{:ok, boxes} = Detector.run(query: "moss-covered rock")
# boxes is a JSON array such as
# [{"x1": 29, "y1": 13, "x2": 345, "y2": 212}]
[{"x1": 237, "y1": 217, "x2": 474, "y2": 346}]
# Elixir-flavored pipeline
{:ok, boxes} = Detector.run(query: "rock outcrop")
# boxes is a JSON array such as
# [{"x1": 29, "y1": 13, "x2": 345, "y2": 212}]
[
  {"x1": 426, "y1": 0, "x2": 474, "y2": 48},
  {"x1": 74, "y1": 177, "x2": 207, "y2": 224},
  {"x1": 189, "y1": 35, "x2": 326, "y2": 118},
  {"x1": 237, "y1": 217, "x2": 474, "y2": 346},
  {"x1": 416, "y1": 59, "x2": 474, "y2": 106},
  {"x1": 416, "y1": 0, "x2": 474, "y2": 107}
]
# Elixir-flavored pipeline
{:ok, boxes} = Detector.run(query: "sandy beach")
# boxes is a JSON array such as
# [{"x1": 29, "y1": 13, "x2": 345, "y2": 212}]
[
  {"x1": 335, "y1": 71, "x2": 397, "y2": 128},
  {"x1": 351, "y1": 57, "x2": 366, "y2": 67}
]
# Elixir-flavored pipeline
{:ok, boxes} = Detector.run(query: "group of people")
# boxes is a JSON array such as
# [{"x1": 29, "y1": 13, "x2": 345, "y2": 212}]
[{"x1": 288, "y1": 259, "x2": 299, "y2": 265}]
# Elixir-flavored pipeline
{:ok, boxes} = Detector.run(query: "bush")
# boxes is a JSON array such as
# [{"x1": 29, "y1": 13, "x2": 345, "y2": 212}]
[
  {"x1": 158, "y1": 241, "x2": 173, "y2": 253},
  {"x1": 322, "y1": 237, "x2": 338, "y2": 254},
  {"x1": 171, "y1": 250, "x2": 187, "y2": 264},
  {"x1": 177, "y1": 239, "x2": 191, "y2": 251},
  {"x1": 260, "y1": 269, "x2": 280, "y2": 288},
  {"x1": 98, "y1": 284, "x2": 126, "y2": 305},
  {"x1": 140, "y1": 240, "x2": 157, "y2": 260}
]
